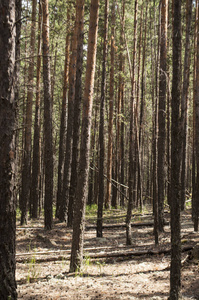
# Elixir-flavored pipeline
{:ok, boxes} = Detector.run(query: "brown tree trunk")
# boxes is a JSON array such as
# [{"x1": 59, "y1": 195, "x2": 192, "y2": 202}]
[
  {"x1": 20, "y1": 0, "x2": 37, "y2": 224},
  {"x1": 126, "y1": 0, "x2": 138, "y2": 246},
  {"x1": 70, "y1": 0, "x2": 99, "y2": 272},
  {"x1": 180, "y1": 0, "x2": 193, "y2": 211},
  {"x1": 169, "y1": 0, "x2": 182, "y2": 297},
  {"x1": 105, "y1": 0, "x2": 115, "y2": 209},
  {"x1": 157, "y1": 0, "x2": 168, "y2": 232},
  {"x1": 42, "y1": 0, "x2": 54, "y2": 230},
  {"x1": 67, "y1": 0, "x2": 85, "y2": 227},
  {"x1": 0, "y1": 0, "x2": 18, "y2": 298},
  {"x1": 56, "y1": 9, "x2": 71, "y2": 218},
  {"x1": 97, "y1": 0, "x2": 109, "y2": 237},
  {"x1": 59, "y1": 12, "x2": 78, "y2": 222},
  {"x1": 31, "y1": 1, "x2": 42, "y2": 219},
  {"x1": 194, "y1": 0, "x2": 199, "y2": 231}
]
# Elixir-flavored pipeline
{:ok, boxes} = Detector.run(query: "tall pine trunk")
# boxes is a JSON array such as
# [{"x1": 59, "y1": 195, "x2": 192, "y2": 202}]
[
  {"x1": 42, "y1": 0, "x2": 54, "y2": 230},
  {"x1": 70, "y1": 0, "x2": 99, "y2": 272},
  {"x1": 97, "y1": 0, "x2": 109, "y2": 237},
  {"x1": 0, "y1": 0, "x2": 18, "y2": 297},
  {"x1": 20, "y1": 0, "x2": 37, "y2": 224},
  {"x1": 31, "y1": 1, "x2": 42, "y2": 219},
  {"x1": 169, "y1": 0, "x2": 182, "y2": 297},
  {"x1": 68, "y1": 0, "x2": 85, "y2": 227}
]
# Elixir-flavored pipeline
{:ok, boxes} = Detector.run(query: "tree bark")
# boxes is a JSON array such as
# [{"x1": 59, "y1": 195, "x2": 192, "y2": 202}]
[
  {"x1": 20, "y1": 0, "x2": 37, "y2": 224},
  {"x1": 169, "y1": 0, "x2": 182, "y2": 298},
  {"x1": 105, "y1": 0, "x2": 115, "y2": 209},
  {"x1": 0, "y1": 0, "x2": 18, "y2": 298},
  {"x1": 42, "y1": 0, "x2": 54, "y2": 230},
  {"x1": 31, "y1": 1, "x2": 42, "y2": 219},
  {"x1": 157, "y1": 0, "x2": 168, "y2": 232},
  {"x1": 56, "y1": 9, "x2": 71, "y2": 218},
  {"x1": 97, "y1": 0, "x2": 109, "y2": 237},
  {"x1": 70, "y1": 0, "x2": 99, "y2": 272},
  {"x1": 67, "y1": 0, "x2": 85, "y2": 227}
]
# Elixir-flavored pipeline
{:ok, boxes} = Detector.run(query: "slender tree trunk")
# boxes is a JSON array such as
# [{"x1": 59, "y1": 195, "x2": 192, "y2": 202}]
[
  {"x1": 70, "y1": 0, "x2": 99, "y2": 272},
  {"x1": 194, "y1": 0, "x2": 199, "y2": 231},
  {"x1": 59, "y1": 12, "x2": 78, "y2": 222},
  {"x1": 0, "y1": 0, "x2": 18, "y2": 297},
  {"x1": 180, "y1": 0, "x2": 193, "y2": 211},
  {"x1": 67, "y1": 0, "x2": 85, "y2": 227},
  {"x1": 169, "y1": 0, "x2": 182, "y2": 297},
  {"x1": 20, "y1": 0, "x2": 37, "y2": 224},
  {"x1": 42, "y1": 0, "x2": 54, "y2": 230},
  {"x1": 105, "y1": 0, "x2": 115, "y2": 209},
  {"x1": 97, "y1": 0, "x2": 109, "y2": 237},
  {"x1": 126, "y1": 0, "x2": 138, "y2": 246},
  {"x1": 31, "y1": 1, "x2": 42, "y2": 219},
  {"x1": 56, "y1": 9, "x2": 71, "y2": 218},
  {"x1": 157, "y1": 0, "x2": 168, "y2": 232}
]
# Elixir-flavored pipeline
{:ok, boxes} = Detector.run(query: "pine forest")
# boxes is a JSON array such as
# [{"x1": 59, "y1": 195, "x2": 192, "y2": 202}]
[{"x1": 0, "y1": 0, "x2": 199, "y2": 299}]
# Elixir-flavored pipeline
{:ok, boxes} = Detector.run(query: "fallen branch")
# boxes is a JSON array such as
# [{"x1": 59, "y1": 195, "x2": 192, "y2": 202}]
[
  {"x1": 16, "y1": 245, "x2": 194, "y2": 264},
  {"x1": 85, "y1": 221, "x2": 170, "y2": 230}
]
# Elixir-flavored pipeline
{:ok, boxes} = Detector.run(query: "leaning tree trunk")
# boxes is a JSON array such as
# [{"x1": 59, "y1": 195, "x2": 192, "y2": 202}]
[
  {"x1": 42, "y1": 0, "x2": 54, "y2": 230},
  {"x1": 70, "y1": 0, "x2": 99, "y2": 272},
  {"x1": 169, "y1": 0, "x2": 182, "y2": 298},
  {"x1": 0, "y1": 0, "x2": 18, "y2": 298}
]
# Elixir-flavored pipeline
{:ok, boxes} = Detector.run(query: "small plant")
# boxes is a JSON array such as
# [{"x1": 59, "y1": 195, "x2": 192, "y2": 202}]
[
  {"x1": 27, "y1": 246, "x2": 40, "y2": 283},
  {"x1": 96, "y1": 260, "x2": 106, "y2": 275}
]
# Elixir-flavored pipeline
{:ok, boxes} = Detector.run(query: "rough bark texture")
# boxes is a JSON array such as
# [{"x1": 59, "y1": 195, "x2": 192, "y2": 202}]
[
  {"x1": 70, "y1": 0, "x2": 99, "y2": 272},
  {"x1": 126, "y1": 0, "x2": 138, "y2": 246},
  {"x1": 194, "y1": 0, "x2": 199, "y2": 231},
  {"x1": 105, "y1": 1, "x2": 115, "y2": 210},
  {"x1": 68, "y1": 0, "x2": 85, "y2": 227},
  {"x1": 97, "y1": 0, "x2": 109, "y2": 237},
  {"x1": 56, "y1": 9, "x2": 70, "y2": 218},
  {"x1": 180, "y1": 0, "x2": 193, "y2": 211},
  {"x1": 157, "y1": 0, "x2": 168, "y2": 232},
  {"x1": 169, "y1": 0, "x2": 182, "y2": 298},
  {"x1": 0, "y1": 0, "x2": 17, "y2": 298},
  {"x1": 59, "y1": 17, "x2": 78, "y2": 222},
  {"x1": 20, "y1": 0, "x2": 37, "y2": 224},
  {"x1": 31, "y1": 2, "x2": 42, "y2": 219},
  {"x1": 42, "y1": 0, "x2": 54, "y2": 230}
]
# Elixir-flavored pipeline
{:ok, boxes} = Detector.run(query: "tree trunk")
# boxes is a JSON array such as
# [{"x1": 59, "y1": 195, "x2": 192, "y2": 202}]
[
  {"x1": 59, "y1": 14, "x2": 78, "y2": 222},
  {"x1": 169, "y1": 0, "x2": 182, "y2": 297},
  {"x1": 97, "y1": 0, "x2": 109, "y2": 238},
  {"x1": 67, "y1": 0, "x2": 85, "y2": 227},
  {"x1": 194, "y1": 0, "x2": 199, "y2": 232},
  {"x1": 126, "y1": 0, "x2": 138, "y2": 246},
  {"x1": 56, "y1": 9, "x2": 71, "y2": 218},
  {"x1": 70, "y1": 0, "x2": 99, "y2": 272},
  {"x1": 105, "y1": 0, "x2": 115, "y2": 209},
  {"x1": 42, "y1": 0, "x2": 54, "y2": 230},
  {"x1": 31, "y1": 1, "x2": 42, "y2": 219},
  {"x1": 157, "y1": 0, "x2": 168, "y2": 232},
  {"x1": 180, "y1": 0, "x2": 193, "y2": 211},
  {"x1": 20, "y1": 0, "x2": 37, "y2": 224},
  {"x1": 0, "y1": 0, "x2": 18, "y2": 298}
]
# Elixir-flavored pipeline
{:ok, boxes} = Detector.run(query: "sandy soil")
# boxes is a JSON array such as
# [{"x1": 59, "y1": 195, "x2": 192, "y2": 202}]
[{"x1": 16, "y1": 210, "x2": 199, "y2": 299}]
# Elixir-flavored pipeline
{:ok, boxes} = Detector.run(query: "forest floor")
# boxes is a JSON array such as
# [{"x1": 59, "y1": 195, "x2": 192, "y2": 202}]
[{"x1": 16, "y1": 206, "x2": 199, "y2": 299}]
